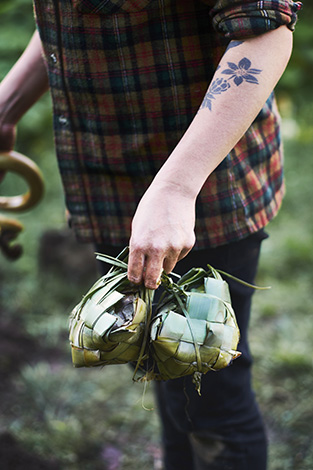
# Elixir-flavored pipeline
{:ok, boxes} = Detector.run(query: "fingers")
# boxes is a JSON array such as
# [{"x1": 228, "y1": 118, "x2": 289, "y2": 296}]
[
  {"x1": 127, "y1": 190, "x2": 196, "y2": 289},
  {"x1": 144, "y1": 251, "x2": 167, "y2": 290},
  {"x1": 128, "y1": 245, "x2": 165, "y2": 290},
  {"x1": 162, "y1": 244, "x2": 192, "y2": 274},
  {"x1": 127, "y1": 247, "x2": 145, "y2": 285},
  {"x1": 128, "y1": 241, "x2": 194, "y2": 290}
]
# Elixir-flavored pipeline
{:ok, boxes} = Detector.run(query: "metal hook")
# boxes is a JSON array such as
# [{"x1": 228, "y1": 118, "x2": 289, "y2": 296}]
[
  {"x1": 0, "y1": 217, "x2": 23, "y2": 260},
  {"x1": 0, "y1": 151, "x2": 45, "y2": 260}
]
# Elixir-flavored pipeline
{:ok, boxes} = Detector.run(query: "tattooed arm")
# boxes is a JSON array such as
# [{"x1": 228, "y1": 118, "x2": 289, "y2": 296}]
[{"x1": 128, "y1": 25, "x2": 292, "y2": 288}]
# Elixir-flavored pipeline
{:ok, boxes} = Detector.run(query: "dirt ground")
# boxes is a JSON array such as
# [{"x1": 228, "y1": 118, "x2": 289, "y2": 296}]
[
  {"x1": 0, "y1": 317, "x2": 60, "y2": 469},
  {"x1": 0, "y1": 228, "x2": 98, "y2": 470}
]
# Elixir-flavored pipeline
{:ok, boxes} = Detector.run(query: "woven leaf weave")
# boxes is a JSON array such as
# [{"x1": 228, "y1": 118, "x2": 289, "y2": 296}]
[
  {"x1": 150, "y1": 267, "x2": 241, "y2": 381},
  {"x1": 68, "y1": 252, "x2": 243, "y2": 392},
  {"x1": 69, "y1": 249, "x2": 153, "y2": 368}
]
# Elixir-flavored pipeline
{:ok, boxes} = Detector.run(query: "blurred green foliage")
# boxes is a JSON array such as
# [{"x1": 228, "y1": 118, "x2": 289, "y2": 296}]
[
  {"x1": 0, "y1": 1, "x2": 34, "y2": 58},
  {"x1": 278, "y1": 3, "x2": 313, "y2": 98},
  {"x1": 0, "y1": 2, "x2": 313, "y2": 470}
]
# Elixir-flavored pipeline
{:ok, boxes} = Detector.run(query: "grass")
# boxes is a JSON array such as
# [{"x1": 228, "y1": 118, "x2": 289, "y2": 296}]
[
  {"x1": 1, "y1": 3, "x2": 313, "y2": 469},
  {"x1": 8, "y1": 363, "x2": 160, "y2": 469},
  {"x1": 250, "y1": 132, "x2": 313, "y2": 470}
]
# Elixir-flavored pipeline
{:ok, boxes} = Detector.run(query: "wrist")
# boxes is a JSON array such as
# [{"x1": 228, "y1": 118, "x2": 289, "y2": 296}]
[
  {"x1": 0, "y1": 94, "x2": 21, "y2": 126},
  {"x1": 0, "y1": 87, "x2": 18, "y2": 150},
  {"x1": 0, "y1": 72, "x2": 29, "y2": 125},
  {"x1": 154, "y1": 142, "x2": 213, "y2": 200},
  {"x1": 150, "y1": 172, "x2": 199, "y2": 201},
  {"x1": 0, "y1": 121, "x2": 16, "y2": 152}
]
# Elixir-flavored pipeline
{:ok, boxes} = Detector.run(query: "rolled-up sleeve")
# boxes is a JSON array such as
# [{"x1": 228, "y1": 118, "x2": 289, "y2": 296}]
[{"x1": 210, "y1": 0, "x2": 302, "y2": 40}]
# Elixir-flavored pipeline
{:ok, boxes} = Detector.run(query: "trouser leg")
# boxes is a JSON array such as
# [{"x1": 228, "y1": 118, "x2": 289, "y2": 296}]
[
  {"x1": 155, "y1": 380, "x2": 195, "y2": 470},
  {"x1": 155, "y1": 231, "x2": 268, "y2": 470}
]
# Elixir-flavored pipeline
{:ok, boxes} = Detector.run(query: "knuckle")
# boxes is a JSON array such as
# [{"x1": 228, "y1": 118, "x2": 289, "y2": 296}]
[
  {"x1": 129, "y1": 242, "x2": 142, "y2": 255},
  {"x1": 169, "y1": 241, "x2": 183, "y2": 254},
  {"x1": 147, "y1": 241, "x2": 165, "y2": 256},
  {"x1": 186, "y1": 233, "x2": 196, "y2": 250},
  {"x1": 167, "y1": 238, "x2": 194, "y2": 257}
]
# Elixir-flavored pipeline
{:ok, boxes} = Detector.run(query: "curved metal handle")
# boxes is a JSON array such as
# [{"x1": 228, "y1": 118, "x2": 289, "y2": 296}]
[
  {"x1": 0, "y1": 151, "x2": 45, "y2": 260},
  {"x1": 0, "y1": 150, "x2": 44, "y2": 212},
  {"x1": 0, "y1": 216, "x2": 23, "y2": 260}
]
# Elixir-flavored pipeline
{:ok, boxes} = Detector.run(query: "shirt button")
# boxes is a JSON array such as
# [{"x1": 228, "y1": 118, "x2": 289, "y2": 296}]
[
  {"x1": 50, "y1": 53, "x2": 57, "y2": 64},
  {"x1": 59, "y1": 116, "x2": 68, "y2": 126}
]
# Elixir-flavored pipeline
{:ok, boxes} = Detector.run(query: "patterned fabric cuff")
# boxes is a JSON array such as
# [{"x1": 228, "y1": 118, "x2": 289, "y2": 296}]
[{"x1": 210, "y1": 1, "x2": 303, "y2": 40}]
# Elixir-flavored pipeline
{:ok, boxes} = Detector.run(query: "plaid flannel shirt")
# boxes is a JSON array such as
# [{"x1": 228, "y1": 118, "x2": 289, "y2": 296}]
[{"x1": 33, "y1": 0, "x2": 301, "y2": 248}]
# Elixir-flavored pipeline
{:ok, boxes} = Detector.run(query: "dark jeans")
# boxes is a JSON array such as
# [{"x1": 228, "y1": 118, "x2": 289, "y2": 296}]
[{"x1": 96, "y1": 230, "x2": 268, "y2": 470}]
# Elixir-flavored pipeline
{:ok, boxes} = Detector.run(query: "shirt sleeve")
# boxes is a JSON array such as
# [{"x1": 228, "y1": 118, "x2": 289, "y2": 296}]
[{"x1": 209, "y1": 0, "x2": 303, "y2": 40}]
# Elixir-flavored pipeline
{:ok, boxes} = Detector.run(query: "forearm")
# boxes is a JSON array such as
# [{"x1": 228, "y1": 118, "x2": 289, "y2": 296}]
[
  {"x1": 128, "y1": 25, "x2": 294, "y2": 288},
  {"x1": 153, "y1": 25, "x2": 293, "y2": 199},
  {"x1": 0, "y1": 30, "x2": 49, "y2": 126}
]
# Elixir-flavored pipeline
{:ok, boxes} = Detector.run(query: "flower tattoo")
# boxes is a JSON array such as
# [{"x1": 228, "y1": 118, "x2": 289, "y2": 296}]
[
  {"x1": 222, "y1": 58, "x2": 261, "y2": 86},
  {"x1": 200, "y1": 57, "x2": 262, "y2": 111},
  {"x1": 226, "y1": 40, "x2": 244, "y2": 51},
  {"x1": 200, "y1": 78, "x2": 230, "y2": 111}
]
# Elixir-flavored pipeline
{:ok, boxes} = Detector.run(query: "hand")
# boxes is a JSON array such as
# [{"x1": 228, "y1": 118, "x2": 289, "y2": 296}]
[
  {"x1": 0, "y1": 123, "x2": 16, "y2": 182},
  {"x1": 128, "y1": 182, "x2": 196, "y2": 289}
]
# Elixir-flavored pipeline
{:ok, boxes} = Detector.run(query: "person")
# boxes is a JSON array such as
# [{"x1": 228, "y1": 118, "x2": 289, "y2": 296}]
[{"x1": 0, "y1": 0, "x2": 302, "y2": 468}]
